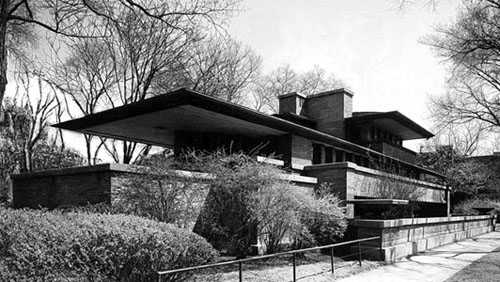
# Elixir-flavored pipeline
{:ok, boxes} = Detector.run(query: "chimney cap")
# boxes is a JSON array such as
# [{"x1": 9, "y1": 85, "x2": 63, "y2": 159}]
[
  {"x1": 278, "y1": 91, "x2": 307, "y2": 99},
  {"x1": 308, "y1": 88, "x2": 354, "y2": 99}
]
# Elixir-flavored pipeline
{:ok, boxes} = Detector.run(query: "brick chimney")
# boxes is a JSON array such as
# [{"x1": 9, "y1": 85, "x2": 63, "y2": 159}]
[
  {"x1": 278, "y1": 92, "x2": 307, "y2": 115},
  {"x1": 302, "y1": 88, "x2": 353, "y2": 138}
]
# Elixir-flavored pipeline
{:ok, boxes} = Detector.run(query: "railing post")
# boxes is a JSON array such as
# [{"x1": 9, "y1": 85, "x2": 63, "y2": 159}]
[
  {"x1": 330, "y1": 247, "x2": 335, "y2": 274},
  {"x1": 155, "y1": 237, "x2": 379, "y2": 281},
  {"x1": 239, "y1": 261, "x2": 243, "y2": 282},
  {"x1": 358, "y1": 242, "x2": 362, "y2": 266}
]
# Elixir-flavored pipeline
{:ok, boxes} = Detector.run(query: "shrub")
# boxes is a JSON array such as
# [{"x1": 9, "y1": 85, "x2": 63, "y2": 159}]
[
  {"x1": 85, "y1": 150, "x2": 347, "y2": 256},
  {"x1": 188, "y1": 150, "x2": 347, "y2": 255},
  {"x1": 453, "y1": 198, "x2": 500, "y2": 216},
  {"x1": 192, "y1": 153, "x2": 273, "y2": 256},
  {"x1": 249, "y1": 182, "x2": 347, "y2": 254},
  {"x1": 111, "y1": 163, "x2": 209, "y2": 230},
  {"x1": 305, "y1": 184, "x2": 347, "y2": 247},
  {"x1": 0, "y1": 207, "x2": 218, "y2": 282},
  {"x1": 249, "y1": 182, "x2": 309, "y2": 254}
]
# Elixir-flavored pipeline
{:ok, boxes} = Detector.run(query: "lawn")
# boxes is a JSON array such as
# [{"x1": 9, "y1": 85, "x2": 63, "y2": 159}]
[
  {"x1": 444, "y1": 247, "x2": 500, "y2": 282},
  {"x1": 192, "y1": 251, "x2": 385, "y2": 282}
]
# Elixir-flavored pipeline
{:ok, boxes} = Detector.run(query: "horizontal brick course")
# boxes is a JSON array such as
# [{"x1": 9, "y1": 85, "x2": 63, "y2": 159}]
[
  {"x1": 355, "y1": 215, "x2": 496, "y2": 262},
  {"x1": 12, "y1": 164, "x2": 317, "y2": 209}
]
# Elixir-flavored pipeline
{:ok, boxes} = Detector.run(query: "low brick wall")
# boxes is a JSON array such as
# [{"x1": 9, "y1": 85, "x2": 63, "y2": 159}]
[
  {"x1": 11, "y1": 163, "x2": 317, "y2": 208},
  {"x1": 304, "y1": 162, "x2": 449, "y2": 218},
  {"x1": 11, "y1": 163, "x2": 317, "y2": 255},
  {"x1": 355, "y1": 215, "x2": 496, "y2": 262},
  {"x1": 12, "y1": 164, "x2": 116, "y2": 208}
]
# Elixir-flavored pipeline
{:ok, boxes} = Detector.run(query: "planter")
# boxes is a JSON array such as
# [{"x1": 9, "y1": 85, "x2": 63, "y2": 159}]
[{"x1": 472, "y1": 207, "x2": 495, "y2": 215}]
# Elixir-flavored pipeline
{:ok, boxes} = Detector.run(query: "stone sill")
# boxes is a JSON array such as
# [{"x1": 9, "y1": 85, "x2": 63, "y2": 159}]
[
  {"x1": 11, "y1": 163, "x2": 317, "y2": 185},
  {"x1": 354, "y1": 215, "x2": 494, "y2": 228},
  {"x1": 304, "y1": 162, "x2": 447, "y2": 190},
  {"x1": 346, "y1": 199, "x2": 409, "y2": 205}
]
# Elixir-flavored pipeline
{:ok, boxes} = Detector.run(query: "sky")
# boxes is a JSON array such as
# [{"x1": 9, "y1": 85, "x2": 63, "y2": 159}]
[
  {"x1": 5, "y1": 0, "x2": 463, "y2": 157},
  {"x1": 227, "y1": 0, "x2": 462, "y2": 150}
]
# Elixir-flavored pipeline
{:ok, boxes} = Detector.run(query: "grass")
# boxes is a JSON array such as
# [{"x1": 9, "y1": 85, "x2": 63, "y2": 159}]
[
  {"x1": 192, "y1": 251, "x2": 385, "y2": 282},
  {"x1": 444, "y1": 247, "x2": 500, "y2": 282}
]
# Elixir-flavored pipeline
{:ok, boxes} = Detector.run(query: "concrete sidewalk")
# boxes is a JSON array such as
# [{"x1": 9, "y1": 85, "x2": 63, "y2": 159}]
[{"x1": 337, "y1": 230, "x2": 500, "y2": 282}]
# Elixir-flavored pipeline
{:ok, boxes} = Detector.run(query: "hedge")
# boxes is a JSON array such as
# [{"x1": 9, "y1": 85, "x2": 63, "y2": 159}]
[{"x1": 0, "y1": 207, "x2": 218, "y2": 282}]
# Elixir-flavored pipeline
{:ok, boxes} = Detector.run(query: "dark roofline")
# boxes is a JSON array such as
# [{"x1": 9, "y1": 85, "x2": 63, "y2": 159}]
[
  {"x1": 308, "y1": 88, "x2": 354, "y2": 98},
  {"x1": 346, "y1": 111, "x2": 434, "y2": 139},
  {"x1": 272, "y1": 112, "x2": 317, "y2": 128},
  {"x1": 53, "y1": 88, "x2": 443, "y2": 178},
  {"x1": 278, "y1": 91, "x2": 307, "y2": 99}
]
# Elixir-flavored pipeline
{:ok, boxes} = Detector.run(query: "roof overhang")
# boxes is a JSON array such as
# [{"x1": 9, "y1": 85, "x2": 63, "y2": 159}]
[
  {"x1": 53, "y1": 88, "x2": 444, "y2": 179},
  {"x1": 53, "y1": 88, "x2": 290, "y2": 147},
  {"x1": 346, "y1": 111, "x2": 433, "y2": 140}
]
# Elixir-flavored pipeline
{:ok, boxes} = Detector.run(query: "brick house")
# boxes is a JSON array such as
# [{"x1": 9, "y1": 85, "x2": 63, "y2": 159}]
[{"x1": 13, "y1": 87, "x2": 449, "y2": 218}]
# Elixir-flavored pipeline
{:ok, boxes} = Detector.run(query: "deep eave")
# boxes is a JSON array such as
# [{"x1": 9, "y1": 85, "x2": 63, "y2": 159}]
[
  {"x1": 53, "y1": 88, "x2": 443, "y2": 178},
  {"x1": 346, "y1": 111, "x2": 434, "y2": 140},
  {"x1": 52, "y1": 88, "x2": 379, "y2": 154}
]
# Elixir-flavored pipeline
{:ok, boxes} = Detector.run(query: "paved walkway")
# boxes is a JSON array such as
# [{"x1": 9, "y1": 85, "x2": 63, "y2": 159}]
[{"x1": 337, "y1": 230, "x2": 500, "y2": 282}]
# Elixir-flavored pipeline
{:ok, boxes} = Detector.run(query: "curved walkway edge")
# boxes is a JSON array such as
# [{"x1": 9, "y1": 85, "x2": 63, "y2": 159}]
[{"x1": 337, "y1": 230, "x2": 500, "y2": 282}]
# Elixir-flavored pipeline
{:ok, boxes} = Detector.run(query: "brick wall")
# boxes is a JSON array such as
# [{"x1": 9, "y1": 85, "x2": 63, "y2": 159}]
[
  {"x1": 303, "y1": 89, "x2": 353, "y2": 138},
  {"x1": 12, "y1": 163, "x2": 317, "y2": 255},
  {"x1": 12, "y1": 163, "x2": 317, "y2": 209},
  {"x1": 304, "y1": 162, "x2": 448, "y2": 218},
  {"x1": 290, "y1": 134, "x2": 313, "y2": 168},
  {"x1": 355, "y1": 215, "x2": 496, "y2": 262},
  {"x1": 278, "y1": 92, "x2": 306, "y2": 115},
  {"x1": 12, "y1": 164, "x2": 113, "y2": 209}
]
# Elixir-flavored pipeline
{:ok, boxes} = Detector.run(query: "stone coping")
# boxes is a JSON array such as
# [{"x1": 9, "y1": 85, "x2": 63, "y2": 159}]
[
  {"x1": 307, "y1": 88, "x2": 354, "y2": 98},
  {"x1": 10, "y1": 163, "x2": 127, "y2": 179},
  {"x1": 277, "y1": 91, "x2": 307, "y2": 99},
  {"x1": 256, "y1": 156, "x2": 285, "y2": 166},
  {"x1": 345, "y1": 199, "x2": 409, "y2": 205},
  {"x1": 279, "y1": 173, "x2": 317, "y2": 184},
  {"x1": 11, "y1": 163, "x2": 317, "y2": 185},
  {"x1": 304, "y1": 162, "x2": 447, "y2": 190},
  {"x1": 354, "y1": 215, "x2": 494, "y2": 228}
]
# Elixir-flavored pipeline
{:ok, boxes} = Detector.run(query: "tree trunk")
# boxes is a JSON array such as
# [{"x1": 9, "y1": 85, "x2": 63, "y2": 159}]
[
  {"x1": 85, "y1": 135, "x2": 92, "y2": 165},
  {"x1": 0, "y1": 0, "x2": 9, "y2": 125}
]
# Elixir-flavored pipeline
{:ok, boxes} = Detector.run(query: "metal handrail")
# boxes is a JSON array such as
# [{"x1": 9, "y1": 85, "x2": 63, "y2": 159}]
[{"x1": 157, "y1": 236, "x2": 381, "y2": 282}]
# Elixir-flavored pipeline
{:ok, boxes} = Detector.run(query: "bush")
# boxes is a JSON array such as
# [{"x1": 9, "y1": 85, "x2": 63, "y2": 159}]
[
  {"x1": 249, "y1": 182, "x2": 347, "y2": 254},
  {"x1": 112, "y1": 157, "x2": 209, "y2": 230},
  {"x1": 187, "y1": 151, "x2": 347, "y2": 255},
  {"x1": 192, "y1": 153, "x2": 273, "y2": 256},
  {"x1": 0, "y1": 207, "x2": 218, "y2": 282},
  {"x1": 453, "y1": 198, "x2": 500, "y2": 216},
  {"x1": 305, "y1": 184, "x2": 347, "y2": 247}
]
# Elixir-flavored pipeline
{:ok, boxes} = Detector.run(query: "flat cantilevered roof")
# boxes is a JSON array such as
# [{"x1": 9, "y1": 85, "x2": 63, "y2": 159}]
[
  {"x1": 54, "y1": 88, "x2": 385, "y2": 153},
  {"x1": 54, "y1": 88, "x2": 289, "y2": 147},
  {"x1": 346, "y1": 111, "x2": 434, "y2": 140},
  {"x1": 53, "y1": 88, "x2": 442, "y2": 177}
]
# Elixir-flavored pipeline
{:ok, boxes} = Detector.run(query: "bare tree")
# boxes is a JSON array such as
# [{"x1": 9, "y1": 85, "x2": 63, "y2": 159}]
[
  {"x1": 41, "y1": 1, "x2": 242, "y2": 164},
  {"x1": 2, "y1": 68, "x2": 58, "y2": 172},
  {"x1": 167, "y1": 37, "x2": 262, "y2": 104},
  {"x1": 251, "y1": 65, "x2": 346, "y2": 113},
  {"x1": 0, "y1": 0, "x2": 241, "y2": 123},
  {"x1": 425, "y1": 120, "x2": 488, "y2": 156},
  {"x1": 424, "y1": 0, "x2": 500, "y2": 150},
  {"x1": 394, "y1": 0, "x2": 441, "y2": 11},
  {"x1": 41, "y1": 39, "x2": 115, "y2": 164}
]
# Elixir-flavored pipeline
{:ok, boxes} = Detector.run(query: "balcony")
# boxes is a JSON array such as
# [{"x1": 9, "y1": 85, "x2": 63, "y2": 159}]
[{"x1": 365, "y1": 141, "x2": 416, "y2": 163}]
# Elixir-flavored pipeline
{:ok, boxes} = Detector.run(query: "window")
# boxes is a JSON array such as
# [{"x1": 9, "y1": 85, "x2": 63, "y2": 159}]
[
  {"x1": 325, "y1": 147, "x2": 333, "y2": 163},
  {"x1": 312, "y1": 143, "x2": 322, "y2": 164}
]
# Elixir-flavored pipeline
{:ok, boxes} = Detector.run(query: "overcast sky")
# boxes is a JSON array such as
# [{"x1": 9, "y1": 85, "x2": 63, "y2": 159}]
[
  {"x1": 13, "y1": 0, "x2": 463, "y2": 157},
  {"x1": 228, "y1": 0, "x2": 462, "y2": 149}
]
